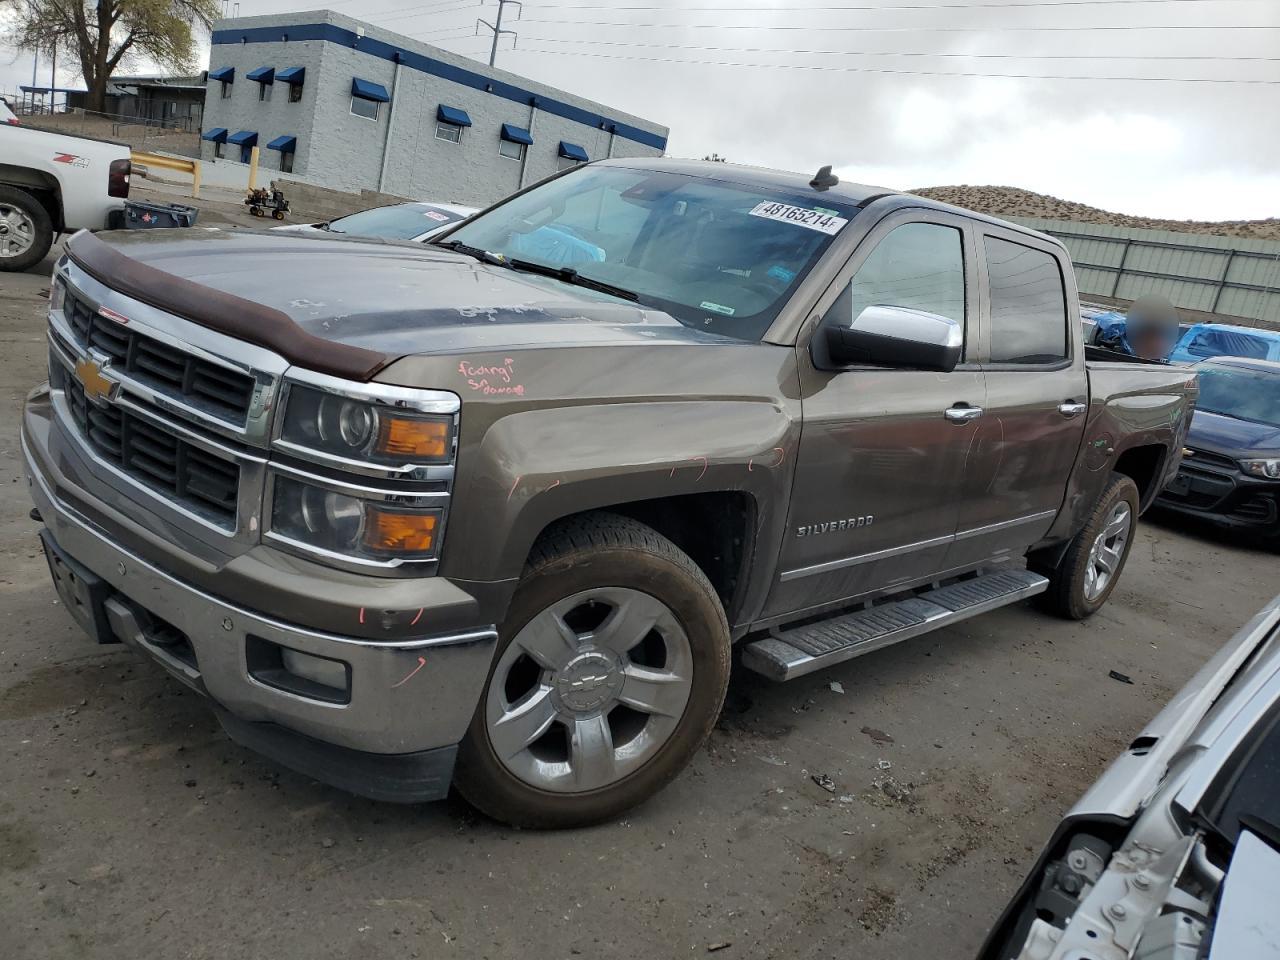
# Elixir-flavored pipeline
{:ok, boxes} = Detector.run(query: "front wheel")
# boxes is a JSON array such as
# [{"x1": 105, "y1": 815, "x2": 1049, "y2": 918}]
[
  {"x1": 454, "y1": 513, "x2": 731, "y2": 828},
  {"x1": 1038, "y1": 474, "x2": 1140, "y2": 619}
]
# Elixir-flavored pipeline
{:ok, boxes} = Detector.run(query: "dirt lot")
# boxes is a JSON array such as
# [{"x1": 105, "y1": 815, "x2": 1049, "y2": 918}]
[{"x1": 1, "y1": 227, "x2": 1277, "y2": 960}]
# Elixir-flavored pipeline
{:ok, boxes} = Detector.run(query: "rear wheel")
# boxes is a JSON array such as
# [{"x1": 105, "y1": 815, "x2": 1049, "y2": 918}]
[
  {"x1": 1038, "y1": 474, "x2": 1140, "y2": 619},
  {"x1": 0, "y1": 185, "x2": 53, "y2": 273},
  {"x1": 454, "y1": 513, "x2": 731, "y2": 828}
]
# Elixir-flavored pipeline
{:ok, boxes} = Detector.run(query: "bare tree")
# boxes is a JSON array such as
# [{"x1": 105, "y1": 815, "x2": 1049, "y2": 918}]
[{"x1": 2, "y1": 0, "x2": 219, "y2": 112}]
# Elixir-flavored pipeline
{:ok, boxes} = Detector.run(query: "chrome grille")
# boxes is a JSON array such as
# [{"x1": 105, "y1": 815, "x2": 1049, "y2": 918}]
[
  {"x1": 62, "y1": 372, "x2": 240, "y2": 527},
  {"x1": 63, "y1": 285, "x2": 255, "y2": 425}
]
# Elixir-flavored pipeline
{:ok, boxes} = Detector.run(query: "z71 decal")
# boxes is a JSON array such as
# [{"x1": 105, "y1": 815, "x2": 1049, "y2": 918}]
[{"x1": 52, "y1": 153, "x2": 90, "y2": 168}]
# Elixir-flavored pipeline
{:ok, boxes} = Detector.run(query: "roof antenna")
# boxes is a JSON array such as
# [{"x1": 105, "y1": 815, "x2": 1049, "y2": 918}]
[{"x1": 810, "y1": 165, "x2": 839, "y2": 191}]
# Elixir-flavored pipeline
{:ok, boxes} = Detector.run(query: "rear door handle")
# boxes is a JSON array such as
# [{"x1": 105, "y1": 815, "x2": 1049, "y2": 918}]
[
  {"x1": 944, "y1": 404, "x2": 984, "y2": 424},
  {"x1": 1058, "y1": 401, "x2": 1088, "y2": 419}
]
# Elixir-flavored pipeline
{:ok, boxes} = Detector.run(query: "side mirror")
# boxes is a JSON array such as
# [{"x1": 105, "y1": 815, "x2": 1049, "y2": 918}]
[{"x1": 825, "y1": 304, "x2": 962, "y2": 372}]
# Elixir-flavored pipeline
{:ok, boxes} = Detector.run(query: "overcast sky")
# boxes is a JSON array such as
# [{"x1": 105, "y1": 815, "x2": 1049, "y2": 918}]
[{"x1": 3, "y1": 0, "x2": 1277, "y2": 220}]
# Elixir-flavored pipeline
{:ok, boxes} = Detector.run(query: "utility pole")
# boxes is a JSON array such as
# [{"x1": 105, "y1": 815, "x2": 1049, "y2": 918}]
[{"x1": 476, "y1": 0, "x2": 521, "y2": 68}]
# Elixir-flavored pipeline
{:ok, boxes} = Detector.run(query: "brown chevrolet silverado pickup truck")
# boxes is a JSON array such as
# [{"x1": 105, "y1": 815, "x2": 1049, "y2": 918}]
[{"x1": 22, "y1": 158, "x2": 1198, "y2": 827}]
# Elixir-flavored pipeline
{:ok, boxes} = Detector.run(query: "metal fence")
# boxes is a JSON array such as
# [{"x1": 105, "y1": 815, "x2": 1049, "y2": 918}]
[
  {"x1": 15, "y1": 108, "x2": 201, "y2": 158},
  {"x1": 1009, "y1": 217, "x2": 1280, "y2": 326}
]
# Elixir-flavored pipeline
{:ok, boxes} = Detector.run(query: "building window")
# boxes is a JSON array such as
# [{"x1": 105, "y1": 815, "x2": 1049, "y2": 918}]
[
  {"x1": 557, "y1": 156, "x2": 581, "y2": 172},
  {"x1": 259, "y1": 83, "x2": 271, "y2": 102},
  {"x1": 214, "y1": 141, "x2": 224, "y2": 159},
  {"x1": 280, "y1": 152, "x2": 294, "y2": 173},
  {"x1": 220, "y1": 81, "x2": 231, "y2": 100},
  {"x1": 351, "y1": 97, "x2": 379, "y2": 121},
  {"x1": 240, "y1": 145, "x2": 253, "y2": 164},
  {"x1": 289, "y1": 84, "x2": 302, "y2": 103},
  {"x1": 435, "y1": 120, "x2": 463, "y2": 143},
  {"x1": 498, "y1": 139, "x2": 525, "y2": 161}
]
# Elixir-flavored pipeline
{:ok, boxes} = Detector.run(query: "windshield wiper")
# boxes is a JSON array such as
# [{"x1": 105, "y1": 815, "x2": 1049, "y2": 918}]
[
  {"x1": 434, "y1": 239, "x2": 507, "y2": 266},
  {"x1": 506, "y1": 258, "x2": 640, "y2": 302}
]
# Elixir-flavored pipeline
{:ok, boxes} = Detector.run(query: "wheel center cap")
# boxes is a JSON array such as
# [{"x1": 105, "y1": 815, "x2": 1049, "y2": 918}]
[{"x1": 554, "y1": 651, "x2": 623, "y2": 712}]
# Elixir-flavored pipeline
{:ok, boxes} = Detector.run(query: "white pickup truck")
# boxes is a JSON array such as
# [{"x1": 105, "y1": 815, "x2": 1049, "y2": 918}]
[{"x1": 0, "y1": 121, "x2": 131, "y2": 272}]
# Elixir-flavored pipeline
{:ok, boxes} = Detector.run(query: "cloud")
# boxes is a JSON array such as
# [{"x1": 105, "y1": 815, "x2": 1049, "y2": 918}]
[{"x1": 3, "y1": 0, "x2": 1276, "y2": 220}]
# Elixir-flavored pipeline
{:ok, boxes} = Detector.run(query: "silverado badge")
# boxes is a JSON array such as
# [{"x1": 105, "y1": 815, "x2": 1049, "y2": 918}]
[
  {"x1": 74, "y1": 357, "x2": 119, "y2": 405},
  {"x1": 796, "y1": 516, "x2": 874, "y2": 537}
]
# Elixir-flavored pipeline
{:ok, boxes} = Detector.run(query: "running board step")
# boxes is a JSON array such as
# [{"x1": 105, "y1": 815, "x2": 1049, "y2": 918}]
[{"x1": 741, "y1": 569, "x2": 1049, "y2": 681}]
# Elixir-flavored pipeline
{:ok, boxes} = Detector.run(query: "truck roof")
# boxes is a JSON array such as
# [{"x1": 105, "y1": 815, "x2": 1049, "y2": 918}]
[
  {"x1": 1197, "y1": 355, "x2": 1280, "y2": 374},
  {"x1": 595, "y1": 157, "x2": 1063, "y2": 248},
  {"x1": 1186, "y1": 322, "x2": 1280, "y2": 339}
]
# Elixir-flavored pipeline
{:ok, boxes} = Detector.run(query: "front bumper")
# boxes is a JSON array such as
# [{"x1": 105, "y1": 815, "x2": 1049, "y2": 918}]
[
  {"x1": 23, "y1": 393, "x2": 498, "y2": 802},
  {"x1": 1156, "y1": 455, "x2": 1279, "y2": 535}
]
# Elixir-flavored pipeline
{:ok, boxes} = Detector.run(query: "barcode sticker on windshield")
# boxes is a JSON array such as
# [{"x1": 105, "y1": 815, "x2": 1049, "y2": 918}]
[{"x1": 749, "y1": 202, "x2": 848, "y2": 235}]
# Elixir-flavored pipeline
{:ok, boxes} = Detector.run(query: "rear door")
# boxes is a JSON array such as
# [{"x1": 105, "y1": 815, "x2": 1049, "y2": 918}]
[
  {"x1": 763, "y1": 210, "x2": 986, "y2": 620},
  {"x1": 943, "y1": 229, "x2": 1089, "y2": 568}
]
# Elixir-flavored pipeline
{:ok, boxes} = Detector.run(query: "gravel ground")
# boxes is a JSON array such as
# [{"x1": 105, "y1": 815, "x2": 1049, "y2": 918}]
[{"x1": 1, "y1": 229, "x2": 1277, "y2": 960}]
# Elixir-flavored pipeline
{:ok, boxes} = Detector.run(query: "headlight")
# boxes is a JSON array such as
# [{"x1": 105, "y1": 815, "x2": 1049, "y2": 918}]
[
  {"x1": 50, "y1": 276, "x2": 65, "y2": 313},
  {"x1": 278, "y1": 384, "x2": 453, "y2": 467},
  {"x1": 270, "y1": 475, "x2": 441, "y2": 562},
  {"x1": 1240, "y1": 459, "x2": 1280, "y2": 479}
]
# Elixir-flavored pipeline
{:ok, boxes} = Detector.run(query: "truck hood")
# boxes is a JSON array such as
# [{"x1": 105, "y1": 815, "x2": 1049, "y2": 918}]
[
  {"x1": 93, "y1": 228, "x2": 732, "y2": 356},
  {"x1": 1187, "y1": 409, "x2": 1280, "y2": 456}
]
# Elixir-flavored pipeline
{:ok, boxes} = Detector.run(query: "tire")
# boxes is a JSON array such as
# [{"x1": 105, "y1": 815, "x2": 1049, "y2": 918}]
[
  {"x1": 0, "y1": 185, "x2": 54, "y2": 273},
  {"x1": 454, "y1": 512, "x2": 731, "y2": 828},
  {"x1": 1037, "y1": 474, "x2": 1141, "y2": 620}
]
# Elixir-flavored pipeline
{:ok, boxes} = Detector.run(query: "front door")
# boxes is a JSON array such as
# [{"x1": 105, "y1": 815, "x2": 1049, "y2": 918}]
[
  {"x1": 764, "y1": 212, "x2": 986, "y2": 620},
  {"x1": 943, "y1": 230, "x2": 1089, "y2": 569}
]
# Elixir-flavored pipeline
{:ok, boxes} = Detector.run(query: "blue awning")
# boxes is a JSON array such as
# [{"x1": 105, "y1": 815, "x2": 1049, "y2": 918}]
[
  {"x1": 267, "y1": 135, "x2": 296, "y2": 153},
  {"x1": 558, "y1": 141, "x2": 588, "y2": 162},
  {"x1": 208, "y1": 66, "x2": 234, "y2": 83},
  {"x1": 201, "y1": 127, "x2": 228, "y2": 143},
  {"x1": 350, "y1": 78, "x2": 390, "y2": 102},
  {"x1": 500, "y1": 123, "x2": 533, "y2": 146},
  {"x1": 227, "y1": 130, "x2": 257, "y2": 146},
  {"x1": 246, "y1": 66, "x2": 274, "y2": 84},
  {"x1": 276, "y1": 66, "x2": 305, "y2": 85},
  {"x1": 437, "y1": 104, "x2": 472, "y2": 127}
]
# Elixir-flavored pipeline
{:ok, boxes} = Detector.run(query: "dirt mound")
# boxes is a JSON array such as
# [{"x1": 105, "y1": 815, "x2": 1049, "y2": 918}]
[{"x1": 909, "y1": 185, "x2": 1280, "y2": 241}]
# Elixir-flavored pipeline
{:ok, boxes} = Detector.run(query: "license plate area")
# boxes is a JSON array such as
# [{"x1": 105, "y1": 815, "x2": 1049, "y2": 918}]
[{"x1": 39, "y1": 529, "x2": 118, "y2": 644}]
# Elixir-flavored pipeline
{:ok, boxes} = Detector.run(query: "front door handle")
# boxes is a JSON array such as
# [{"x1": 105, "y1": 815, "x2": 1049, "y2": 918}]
[
  {"x1": 1058, "y1": 400, "x2": 1088, "y2": 419},
  {"x1": 944, "y1": 404, "x2": 984, "y2": 424}
]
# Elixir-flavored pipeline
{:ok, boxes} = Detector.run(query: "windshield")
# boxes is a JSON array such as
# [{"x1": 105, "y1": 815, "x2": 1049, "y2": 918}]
[
  {"x1": 1186, "y1": 328, "x2": 1273, "y2": 361},
  {"x1": 441, "y1": 165, "x2": 860, "y2": 340},
  {"x1": 1197, "y1": 363, "x2": 1280, "y2": 426},
  {"x1": 329, "y1": 204, "x2": 466, "y2": 240}
]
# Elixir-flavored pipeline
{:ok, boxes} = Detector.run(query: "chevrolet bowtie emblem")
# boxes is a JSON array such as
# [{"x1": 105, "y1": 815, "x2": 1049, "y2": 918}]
[{"x1": 74, "y1": 357, "x2": 119, "y2": 405}]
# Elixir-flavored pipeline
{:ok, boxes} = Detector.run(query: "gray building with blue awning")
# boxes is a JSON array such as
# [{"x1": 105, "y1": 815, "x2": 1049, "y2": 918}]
[{"x1": 199, "y1": 9, "x2": 669, "y2": 204}]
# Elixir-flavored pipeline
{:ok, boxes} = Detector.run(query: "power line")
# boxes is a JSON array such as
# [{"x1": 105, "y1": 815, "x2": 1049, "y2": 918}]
[
  {"x1": 513, "y1": 45, "x2": 1280, "y2": 82},
  {"x1": 520, "y1": 17, "x2": 1278, "y2": 31},
  {"x1": 530, "y1": 0, "x2": 1263, "y2": 9},
  {"x1": 372, "y1": 2, "x2": 486, "y2": 26},
  {"x1": 520, "y1": 36, "x2": 1280, "y2": 61}
]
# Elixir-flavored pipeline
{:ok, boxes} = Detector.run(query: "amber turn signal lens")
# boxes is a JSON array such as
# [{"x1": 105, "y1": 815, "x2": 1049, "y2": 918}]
[
  {"x1": 363, "y1": 509, "x2": 439, "y2": 555},
  {"x1": 378, "y1": 417, "x2": 449, "y2": 459}
]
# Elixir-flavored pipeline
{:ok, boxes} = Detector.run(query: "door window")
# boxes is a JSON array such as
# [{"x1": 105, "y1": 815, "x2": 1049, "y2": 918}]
[
  {"x1": 985, "y1": 237, "x2": 1068, "y2": 364},
  {"x1": 842, "y1": 222, "x2": 966, "y2": 327}
]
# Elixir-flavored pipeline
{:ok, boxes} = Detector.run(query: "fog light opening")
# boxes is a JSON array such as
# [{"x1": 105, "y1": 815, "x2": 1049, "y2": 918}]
[{"x1": 246, "y1": 635, "x2": 351, "y2": 705}]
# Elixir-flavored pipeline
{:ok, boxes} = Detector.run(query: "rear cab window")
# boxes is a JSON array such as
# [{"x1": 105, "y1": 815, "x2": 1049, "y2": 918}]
[
  {"x1": 1186, "y1": 329, "x2": 1272, "y2": 361},
  {"x1": 983, "y1": 235, "x2": 1070, "y2": 365}
]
